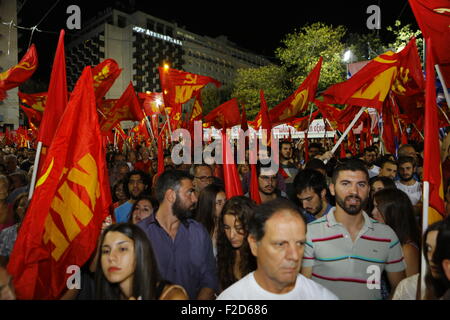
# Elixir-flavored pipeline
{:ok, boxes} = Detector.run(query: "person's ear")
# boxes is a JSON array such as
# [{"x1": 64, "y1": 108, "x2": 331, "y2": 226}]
[
  {"x1": 329, "y1": 183, "x2": 335, "y2": 196},
  {"x1": 248, "y1": 234, "x2": 258, "y2": 257},
  {"x1": 165, "y1": 189, "x2": 176, "y2": 204},
  {"x1": 442, "y1": 259, "x2": 450, "y2": 281}
]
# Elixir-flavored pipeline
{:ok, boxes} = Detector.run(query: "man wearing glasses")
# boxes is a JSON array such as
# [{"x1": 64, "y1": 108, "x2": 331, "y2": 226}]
[
  {"x1": 246, "y1": 162, "x2": 288, "y2": 204},
  {"x1": 192, "y1": 164, "x2": 214, "y2": 197}
]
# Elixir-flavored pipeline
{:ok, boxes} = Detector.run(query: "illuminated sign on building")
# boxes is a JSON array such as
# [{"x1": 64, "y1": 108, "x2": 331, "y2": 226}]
[{"x1": 132, "y1": 26, "x2": 183, "y2": 46}]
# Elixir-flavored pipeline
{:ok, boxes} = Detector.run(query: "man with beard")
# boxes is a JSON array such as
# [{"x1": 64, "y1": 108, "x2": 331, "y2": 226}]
[
  {"x1": 279, "y1": 141, "x2": 298, "y2": 183},
  {"x1": 301, "y1": 159, "x2": 406, "y2": 299},
  {"x1": 247, "y1": 163, "x2": 288, "y2": 204},
  {"x1": 294, "y1": 169, "x2": 333, "y2": 223},
  {"x1": 138, "y1": 170, "x2": 218, "y2": 300},
  {"x1": 363, "y1": 146, "x2": 380, "y2": 178},
  {"x1": 114, "y1": 170, "x2": 151, "y2": 223},
  {"x1": 395, "y1": 156, "x2": 422, "y2": 206}
]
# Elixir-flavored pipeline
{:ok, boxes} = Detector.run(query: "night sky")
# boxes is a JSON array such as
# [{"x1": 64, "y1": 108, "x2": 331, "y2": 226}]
[{"x1": 13, "y1": 0, "x2": 418, "y2": 81}]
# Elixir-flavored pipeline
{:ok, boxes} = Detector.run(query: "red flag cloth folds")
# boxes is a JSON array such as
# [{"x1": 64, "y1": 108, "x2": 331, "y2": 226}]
[
  {"x1": 269, "y1": 57, "x2": 322, "y2": 125},
  {"x1": 99, "y1": 82, "x2": 144, "y2": 132},
  {"x1": 323, "y1": 39, "x2": 423, "y2": 112},
  {"x1": 37, "y1": 30, "x2": 67, "y2": 147},
  {"x1": 18, "y1": 91, "x2": 47, "y2": 112},
  {"x1": 0, "y1": 44, "x2": 38, "y2": 101},
  {"x1": 222, "y1": 131, "x2": 243, "y2": 199},
  {"x1": 159, "y1": 67, "x2": 221, "y2": 130},
  {"x1": 157, "y1": 133, "x2": 165, "y2": 175},
  {"x1": 92, "y1": 59, "x2": 122, "y2": 104},
  {"x1": 409, "y1": 0, "x2": 450, "y2": 85},
  {"x1": 249, "y1": 163, "x2": 261, "y2": 204},
  {"x1": 20, "y1": 105, "x2": 42, "y2": 128},
  {"x1": 203, "y1": 98, "x2": 241, "y2": 129},
  {"x1": 423, "y1": 38, "x2": 446, "y2": 224},
  {"x1": 7, "y1": 66, "x2": 112, "y2": 299}
]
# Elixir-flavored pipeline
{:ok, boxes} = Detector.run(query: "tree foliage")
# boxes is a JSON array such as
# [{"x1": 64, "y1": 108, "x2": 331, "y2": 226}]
[
  {"x1": 386, "y1": 20, "x2": 423, "y2": 61},
  {"x1": 230, "y1": 64, "x2": 289, "y2": 119},
  {"x1": 275, "y1": 22, "x2": 347, "y2": 92}
]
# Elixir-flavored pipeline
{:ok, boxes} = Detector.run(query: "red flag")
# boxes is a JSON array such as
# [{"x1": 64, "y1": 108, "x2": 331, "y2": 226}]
[
  {"x1": 99, "y1": 82, "x2": 144, "y2": 132},
  {"x1": 92, "y1": 59, "x2": 122, "y2": 104},
  {"x1": 138, "y1": 92, "x2": 164, "y2": 116},
  {"x1": 18, "y1": 91, "x2": 47, "y2": 112},
  {"x1": 222, "y1": 130, "x2": 243, "y2": 199},
  {"x1": 157, "y1": 133, "x2": 164, "y2": 175},
  {"x1": 269, "y1": 57, "x2": 322, "y2": 125},
  {"x1": 7, "y1": 66, "x2": 112, "y2": 299},
  {"x1": 159, "y1": 66, "x2": 221, "y2": 129},
  {"x1": 323, "y1": 40, "x2": 422, "y2": 112},
  {"x1": 37, "y1": 30, "x2": 68, "y2": 147},
  {"x1": 203, "y1": 98, "x2": 241, "y2": 129},
  {"x1": 423, "y1": 38, "x2": 446, "y2": 225},
  {"x1": 409, "y1": 0, "x2": 450, "y2": 85},
  {"x1": 249, "y1": 164, "x2": 262, "y2": 204},
  {"x1": 20, "y1": 105, "x2": 42, "y2": 128},
  {"x1": 0, "y1": 44, "x2": 38, "y2": 101},
  {"x1": 190, "y1": 92, "x2": 203, "y2": 122},
  {"x1": 241, "y1": 104, "x2": 249, "y2": 132}
]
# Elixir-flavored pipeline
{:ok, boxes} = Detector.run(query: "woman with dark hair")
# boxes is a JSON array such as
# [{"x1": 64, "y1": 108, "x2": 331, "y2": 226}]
[
  {"x1": 128, "y1": 195, "x2": 158, "y2": 225},
  {"x1": 112, "y1": 179, "x2": 128, "y2": 210},
  {"x1": 216, "y1": 196, "x2": 257, "y2": 292},
  {"x1": 424, "y1": 219, "x2": 450, "y2": 299},
  {"x1": 0, "y1": 192, "x2": 29, "y2": 266},
  {"x1": 366, "y1": 175, "x2": 397, "y2": 215},
  {"x1": 195, "y1": 183, "x2": 226, "y2": 255},
  {"x1": 95, "y1": 223, "x2": 188, "y2": 300},
  {"x1": 372, "y1": 188, "x2": 420, "y2": 277}
]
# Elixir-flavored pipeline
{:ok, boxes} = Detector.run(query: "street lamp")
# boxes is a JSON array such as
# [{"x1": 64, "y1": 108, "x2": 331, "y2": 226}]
[
  {"x1": 343, "y1": 50, "x2": 353, "y2": 79},
  {"x1": 343, "y1": 50, "x2": 353, "y2": 63}
]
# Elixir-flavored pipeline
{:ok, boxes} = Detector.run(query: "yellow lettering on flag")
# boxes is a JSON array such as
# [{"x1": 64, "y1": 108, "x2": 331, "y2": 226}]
[
  {"x1": 43, "y1": 214, "x2": 70, "y2": 261},
  {"x1": 43, "y1": 153, "x2": 100, "y2": 261},
  {"x1": 175, "y1": 85, "x2": 204, "y2": 104}
]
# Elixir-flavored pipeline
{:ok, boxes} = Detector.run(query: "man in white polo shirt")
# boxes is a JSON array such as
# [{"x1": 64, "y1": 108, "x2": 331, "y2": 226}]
[
  {"x1": 217, "y1": 198, "x2": 337, "y2": 300},
  {"x1": 301, "y1": 159, "x2": 406, "y2": 300}
]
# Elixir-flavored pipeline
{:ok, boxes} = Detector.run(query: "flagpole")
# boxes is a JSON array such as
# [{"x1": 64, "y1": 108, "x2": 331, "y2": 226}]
[
  {"x1": 329, "y1": 107, "x2": 367, "y2": 156},
  {"x1": 164, "y1": 108, "x2": 173, "y2": 137},
  {"x1": 435, "y1": 64, "x2": 450, "y2": 125},
  {"x1": 420, "y1": 180, "x2": 430, "y2": 299},
  {"x1": 142, "y1": 109, "x2": 156, "y2": 141},
  {"x1": 28, "y1": 141, "x2": 42, "y2": 200}
]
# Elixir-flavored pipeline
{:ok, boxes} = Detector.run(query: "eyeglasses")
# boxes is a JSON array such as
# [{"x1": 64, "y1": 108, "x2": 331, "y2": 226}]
[{"x1": 195, "y1": 176, "x2": 214, "y2": 183}]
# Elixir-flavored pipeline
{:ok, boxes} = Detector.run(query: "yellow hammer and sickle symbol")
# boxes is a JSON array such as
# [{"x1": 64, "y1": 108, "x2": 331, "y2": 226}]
[
  {"x1": 174, "y1": 113, "x2": 181, "y2": 121},
  {"x1": 184, "y1": 74, "x2": 198, "y2": 85},
  {"x1": 14, "y1": 62, "x2": 36, "y2": 71},
  {"x1": 0, "y1": 70, "x2": 10, "y2": 81}
]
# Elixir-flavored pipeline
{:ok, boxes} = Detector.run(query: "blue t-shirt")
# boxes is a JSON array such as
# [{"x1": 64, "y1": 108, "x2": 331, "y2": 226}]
[{"x1": 114, "y1": 201, "x2": 133, "y2": 223}]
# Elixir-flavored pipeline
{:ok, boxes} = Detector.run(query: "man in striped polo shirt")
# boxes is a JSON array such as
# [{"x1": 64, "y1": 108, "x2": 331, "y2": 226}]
[{"x1": 301, "y1": 159, "x2": 406, "y2": 300}]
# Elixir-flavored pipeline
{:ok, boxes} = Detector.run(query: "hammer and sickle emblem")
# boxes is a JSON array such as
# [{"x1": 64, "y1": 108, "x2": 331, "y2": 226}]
[{"x1": 184, "y1": 74, "x2": 198, "y2": 85}]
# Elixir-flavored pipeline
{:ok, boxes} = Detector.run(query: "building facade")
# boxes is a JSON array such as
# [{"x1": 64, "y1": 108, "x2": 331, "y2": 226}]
[
  {"x1": 66, "y1": 8, "x2": 271, "y2": 99},
  {"x1": 0, "y1": 0, "x2": 19, "y2": 129}
]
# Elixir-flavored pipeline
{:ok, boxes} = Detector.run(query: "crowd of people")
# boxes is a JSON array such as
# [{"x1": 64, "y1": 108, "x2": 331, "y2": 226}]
[{"x1": 0, "y1": 133, "x2": 450, "y2": 300}]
